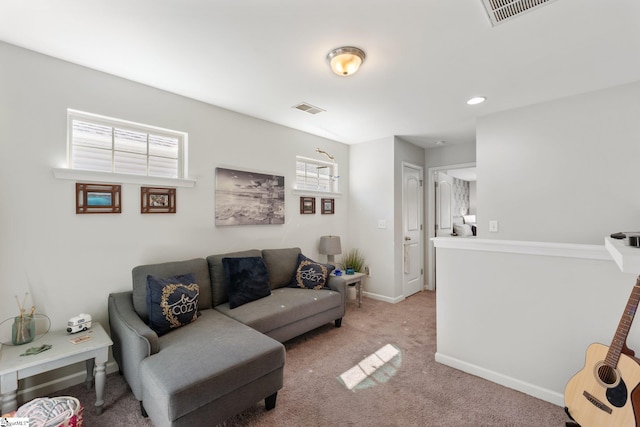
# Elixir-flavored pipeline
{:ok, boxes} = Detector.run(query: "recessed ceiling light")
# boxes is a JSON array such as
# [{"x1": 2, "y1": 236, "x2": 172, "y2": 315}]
[
  {"x1": 467, "y1": 96, "x2": 486, "y2": 105},
  {"x1": 435, "y1": 140, "x2": 446, "y2": 145}
]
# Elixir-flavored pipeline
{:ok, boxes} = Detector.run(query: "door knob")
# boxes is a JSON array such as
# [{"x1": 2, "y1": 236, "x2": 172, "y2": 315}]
[{"x1": 404, "y1": 237, "x2": 411, "y2": 241}]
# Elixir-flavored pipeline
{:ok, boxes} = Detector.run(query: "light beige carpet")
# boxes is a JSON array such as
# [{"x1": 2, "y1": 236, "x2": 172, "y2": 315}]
[{"x1": 53, "y1": 291, "x2": 569, "y2": 426}]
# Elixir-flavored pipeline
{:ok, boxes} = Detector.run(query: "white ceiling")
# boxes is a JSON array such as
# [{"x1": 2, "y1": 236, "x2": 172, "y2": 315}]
[{"x1": 2, "y1": 0, "x2": 640, "y2": 148}]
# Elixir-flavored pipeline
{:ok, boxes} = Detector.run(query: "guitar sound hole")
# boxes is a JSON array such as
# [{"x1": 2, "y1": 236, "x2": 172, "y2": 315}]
[{"x1": 598, "y1": 364, "x2": 618, "y2": 385}]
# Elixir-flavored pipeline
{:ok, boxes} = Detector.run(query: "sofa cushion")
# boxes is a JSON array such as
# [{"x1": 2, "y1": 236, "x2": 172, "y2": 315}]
[
  {"x1": 262, "y1": 247, "x2": 301, "y2": 289},
  {"x1": 146, "y1": 273, "x2": 200, "y2": 336},
  {"x1": 215, "y1": 287, "x2": 342, "y2": 335},
  {"x1": 133, "y1": 258, "x2": 211, "y2": 322},
  {"x1": 140, "y1": 309, "x2": 284, "y2": 422},
  {"x1": 288, "y1": 253, "x2": 335, "y2": 290},
  {"x1": 207, "y1": 250, "x2": 261, "y2": 307},
  {"x1": 223, "y1": 257, "x2": 271, "y2": 309}
]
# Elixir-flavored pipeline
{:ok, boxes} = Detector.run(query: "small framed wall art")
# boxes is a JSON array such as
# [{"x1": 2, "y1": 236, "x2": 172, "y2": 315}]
[
  {"x1": 76, "y1": 183, "x2": 121, "y2": 214},
  {"x1": 141, "y1": 187, "x2": 176, "y2": 214},
  {"x1": 300, "y1": 197, "x2": 315, "y2": 214},
  {"x1": 321, "y1": 198, "x2": 335, "y2": 215}
]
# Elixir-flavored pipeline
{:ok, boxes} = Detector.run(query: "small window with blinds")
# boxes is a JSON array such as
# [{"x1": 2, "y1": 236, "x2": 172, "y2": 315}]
[
  {"x1": 295, "y1": 156, "x2": 338, "y2": 193},
  {"x1": 67, "y1": 110, "x2": 187, "y2": 179}
]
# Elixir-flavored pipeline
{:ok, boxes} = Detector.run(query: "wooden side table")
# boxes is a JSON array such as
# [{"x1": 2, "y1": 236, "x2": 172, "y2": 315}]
[
  {"x1": 339, "y1": 272, "x2": 366, "y2": 307},
  {"x1": 0, "y1": 322, "x2": 112, "y2": 415}
]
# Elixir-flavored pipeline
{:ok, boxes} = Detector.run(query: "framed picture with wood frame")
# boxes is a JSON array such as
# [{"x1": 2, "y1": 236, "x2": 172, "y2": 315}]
[
  {"x1": 321, "y1": 198, "x2": 334, "y2": 215},
  {"x1": 141, "y1": 187, "x2": 176, "y2": 214},
  {"x1": 300, "y1": 197, "x2": 315, "y2": 214},
  {"x1": 76, "y1": 183, "x2": 121, "y2": 214}
]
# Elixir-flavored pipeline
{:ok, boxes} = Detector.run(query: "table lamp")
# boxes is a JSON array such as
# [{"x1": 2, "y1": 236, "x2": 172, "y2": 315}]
[{"x1": 319, "y1": 235, "x2": 342, "y2": 265}]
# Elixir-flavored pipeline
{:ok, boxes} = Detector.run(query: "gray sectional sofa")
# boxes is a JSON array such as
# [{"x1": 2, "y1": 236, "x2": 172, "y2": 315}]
[{"x1": 108, "y1": 247, "x2": 346, "y2": 427}]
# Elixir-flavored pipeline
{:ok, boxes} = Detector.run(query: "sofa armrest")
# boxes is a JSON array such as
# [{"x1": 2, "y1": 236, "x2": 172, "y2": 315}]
[
  {"x1": 327, "y1": 275, "x2": 347, "y2": 314},
  {"x1": 108, "y1": 291, "x2": 158, "y2": 400}
]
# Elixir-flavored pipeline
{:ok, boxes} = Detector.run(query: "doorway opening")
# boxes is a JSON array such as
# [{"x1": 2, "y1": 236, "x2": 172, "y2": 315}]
[{"x1": 426, "y1": 163, "x2": 476, "y2": 290}]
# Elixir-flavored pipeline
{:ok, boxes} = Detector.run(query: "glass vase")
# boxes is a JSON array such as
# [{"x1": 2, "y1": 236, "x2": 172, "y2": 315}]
[{"x1": 12, "y1": 315, "x2": 35, "y2": 345}]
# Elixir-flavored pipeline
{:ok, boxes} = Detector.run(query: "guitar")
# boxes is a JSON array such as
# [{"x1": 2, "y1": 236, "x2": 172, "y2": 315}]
[{"x1": 565, "y1": 278, "x2": 640, "y2": 426}]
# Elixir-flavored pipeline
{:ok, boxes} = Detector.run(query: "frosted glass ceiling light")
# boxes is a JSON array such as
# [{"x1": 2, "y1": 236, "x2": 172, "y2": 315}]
[{"x1": 327, "y1": 47, "x2": 366, "y2": 76}]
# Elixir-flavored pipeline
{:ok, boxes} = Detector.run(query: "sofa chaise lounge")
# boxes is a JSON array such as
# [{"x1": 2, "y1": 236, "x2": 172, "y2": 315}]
[{"x1": 108, "y1": 247, "x2": 347, "y2": 427}]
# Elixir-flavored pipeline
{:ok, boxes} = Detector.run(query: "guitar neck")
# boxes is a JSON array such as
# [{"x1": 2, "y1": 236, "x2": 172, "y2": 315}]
[{"x1": 606, "y1": 277, "x2": 640, "y2": 368}]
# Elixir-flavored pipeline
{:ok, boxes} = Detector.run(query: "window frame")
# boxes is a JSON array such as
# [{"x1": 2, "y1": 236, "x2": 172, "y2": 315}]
[
  {"x1": 66, "y1": 109, "x2": 188, "y2": 180},
  {"x1": 295, "y1": 156, "x2": 339, "y2": 194}
]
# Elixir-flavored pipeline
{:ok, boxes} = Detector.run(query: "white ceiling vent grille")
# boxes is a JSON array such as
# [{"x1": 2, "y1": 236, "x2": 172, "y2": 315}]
[
  {"x1": 293, "y1": 102, "x2": 325, "y2": 115},
  {"x1": 481, "y1": 0, "x2": 558, "y2": 26}
]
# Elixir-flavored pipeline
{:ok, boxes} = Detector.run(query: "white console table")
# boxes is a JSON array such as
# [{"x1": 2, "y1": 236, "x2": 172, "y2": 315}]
[{"x1": 0, "y1": 322, "x2": 112, "y2": 415}]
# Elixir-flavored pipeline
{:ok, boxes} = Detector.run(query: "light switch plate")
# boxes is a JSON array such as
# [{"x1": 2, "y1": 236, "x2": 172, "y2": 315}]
[{"x1": 489, "y1": 220, "x2": 499, "y2": 232}]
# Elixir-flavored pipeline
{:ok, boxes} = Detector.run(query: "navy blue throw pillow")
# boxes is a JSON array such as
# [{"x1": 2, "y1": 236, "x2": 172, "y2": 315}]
[
  {"x1": 146, "y1": 273, "x2": 200, "y2": 336},
  {"x1": 222, "y1": 257, "x2": 271, "y2": 309},
  {"x1": 288, "y1": 253, "x2": 335, "y2": 290}
]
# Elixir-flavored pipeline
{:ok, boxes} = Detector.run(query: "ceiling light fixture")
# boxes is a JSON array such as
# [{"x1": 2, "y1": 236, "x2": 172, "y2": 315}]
[
  {"x1": 327, "y1": 46, "x2": 366, "y2": 76},
  {"x1": 467, "y1": 96, "x2": 487, "y2": 105}
]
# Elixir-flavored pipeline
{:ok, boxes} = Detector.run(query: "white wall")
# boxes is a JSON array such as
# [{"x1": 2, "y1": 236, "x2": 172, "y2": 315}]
[
  {"x1": 434, "y1": 239, "x2": 638, "y2": 406},
  {"x1": 349, "y1": 137, "x2": 396, "y2": 301},
  {"x1": 0, "y1": 42, "x2": 350, "y2": 341},
  {"x1": 469, "y1": 181, "x2": 477, "y2": 215},
  {"x1": 425, "y1": 142, "x2": 476, "y2": 170},
  {"x1": 434, "y1": 80, "x2": 640, "y2": 406},
  {"x1": 477, "y1": 80, "x2": 640, "y2": 244},
  {"x1": 348, "y1": 137, "x2": 425, "y2": 302}
]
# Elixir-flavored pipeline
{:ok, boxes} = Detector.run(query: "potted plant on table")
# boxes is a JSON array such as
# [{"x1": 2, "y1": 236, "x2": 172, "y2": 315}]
[
  {"x1": 339, "y1": 249, "x2": 367, "y2": 300},
  {"x1": 339, "y1": 249, "x2": 366, "y2": 274}
]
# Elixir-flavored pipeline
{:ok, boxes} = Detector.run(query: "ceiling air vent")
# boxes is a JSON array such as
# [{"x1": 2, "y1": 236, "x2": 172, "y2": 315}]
[
  {"x1": 293, "y1": 102, "x2": 325, "y2": 115},
  {"x1": 481, "y1": 0, "x2": 558, "y2": 26}
]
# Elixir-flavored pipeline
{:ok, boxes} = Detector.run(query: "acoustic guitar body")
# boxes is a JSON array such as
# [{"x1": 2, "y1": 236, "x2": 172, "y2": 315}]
[{"x1": 565, "y1": 343, "x2": 640, "y2": 427}]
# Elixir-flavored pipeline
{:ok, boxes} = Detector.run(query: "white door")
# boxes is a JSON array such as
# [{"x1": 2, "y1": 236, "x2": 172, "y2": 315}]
[
  {"x1": 402, "y1": 163, "x2": 423, "y2": 298},
  {"x1": 436, "y1": 172, "x2": 454, "y2": 237}
]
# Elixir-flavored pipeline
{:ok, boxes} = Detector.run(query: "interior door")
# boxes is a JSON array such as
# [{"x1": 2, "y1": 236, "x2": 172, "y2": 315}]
[
  {"x1": 402, "y1": 163, "x2": 423, "y2": 298},
  {"x1": 436, "y1": 172, "x2": 454, "y2": 237}
]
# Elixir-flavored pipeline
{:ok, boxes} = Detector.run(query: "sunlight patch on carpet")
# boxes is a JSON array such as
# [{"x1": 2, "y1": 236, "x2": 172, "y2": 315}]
[{"x1": 338, "y1": 344, "x2": 401, "y2": 391}]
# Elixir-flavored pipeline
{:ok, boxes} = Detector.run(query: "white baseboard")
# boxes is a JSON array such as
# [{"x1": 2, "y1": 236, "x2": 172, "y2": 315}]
[
  {"x1": 16, "y1": 361, "x2": 120, "y2": 403},
  {"x1": 435, "y1": 352, "x2": 564, "y2": 407},
  {"x1": 362, "y1": 291, "x2": 405, "y2": 304}
]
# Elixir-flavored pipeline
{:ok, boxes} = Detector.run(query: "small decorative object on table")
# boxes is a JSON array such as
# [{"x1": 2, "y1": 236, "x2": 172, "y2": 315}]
[
  {"x1": 339, "y1": 248, "x2": 366, "y2": 275},
  {"x1": 20, "y1": 344, "x2": 52, "y2": 356},
  {"x1": 67, "y1": 314, "x2": 92, "y2": 334},
  {"x1": 12, "y1": 293, "x2": 35, "y2": 346}
]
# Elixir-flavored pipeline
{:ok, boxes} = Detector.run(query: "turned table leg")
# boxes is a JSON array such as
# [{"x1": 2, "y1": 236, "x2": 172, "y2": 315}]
[{"x1": 1, "y1": 372, "x2": 18, "y2": 414}]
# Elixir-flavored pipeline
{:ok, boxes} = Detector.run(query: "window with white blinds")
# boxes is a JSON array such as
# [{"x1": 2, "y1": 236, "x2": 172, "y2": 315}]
[
  {"x1": 68, "y1": 110, "x2": 187, "y2": 179},
  {"x1": 295, "y1": 156, "x2": 339, "y2": 193}
]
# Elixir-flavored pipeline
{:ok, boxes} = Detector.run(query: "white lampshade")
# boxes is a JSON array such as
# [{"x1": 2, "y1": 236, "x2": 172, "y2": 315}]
[{"x1": 319, "y1": 235, "x2": 342, "y2": 263}]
